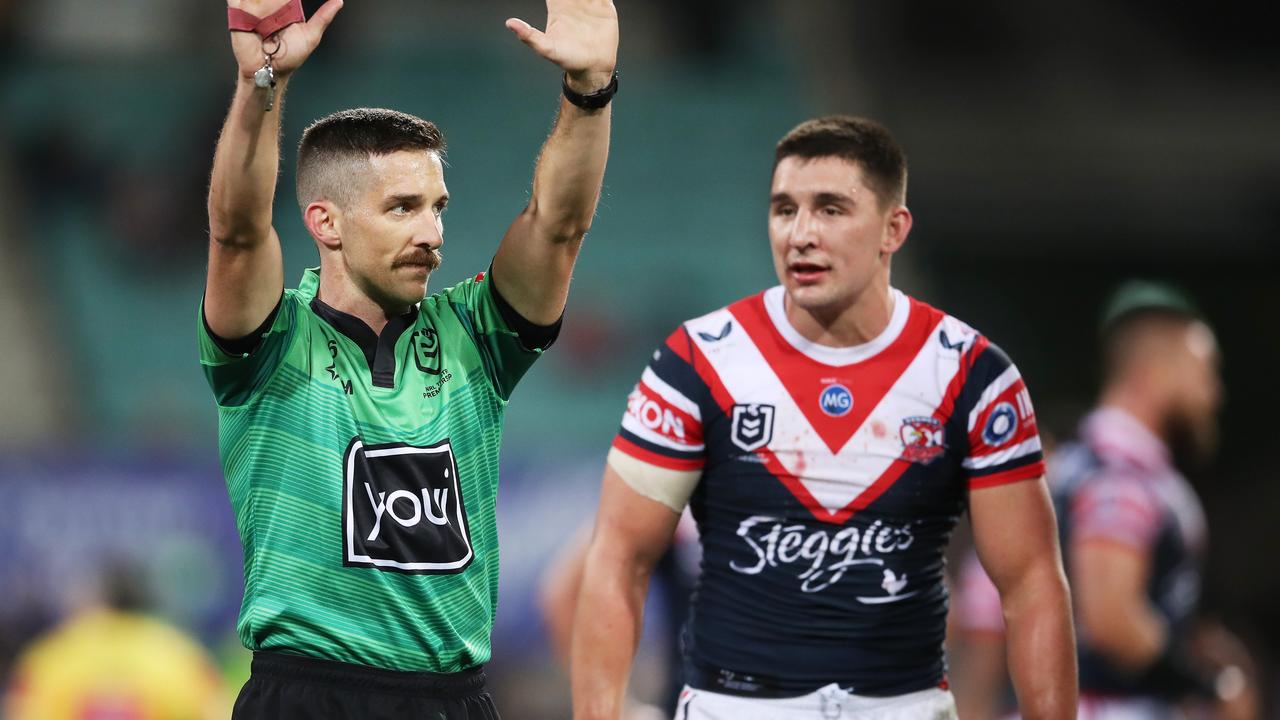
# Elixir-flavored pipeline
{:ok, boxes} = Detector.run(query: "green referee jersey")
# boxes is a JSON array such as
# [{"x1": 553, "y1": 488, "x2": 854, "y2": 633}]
[{"x1": 198, "y1": 267, "x2": 547, "y2": 672}]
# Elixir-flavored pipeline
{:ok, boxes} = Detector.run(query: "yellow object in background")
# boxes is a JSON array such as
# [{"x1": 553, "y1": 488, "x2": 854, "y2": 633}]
[{"x1": 4, "y1": 609, "x2": 228, "y2": 720}]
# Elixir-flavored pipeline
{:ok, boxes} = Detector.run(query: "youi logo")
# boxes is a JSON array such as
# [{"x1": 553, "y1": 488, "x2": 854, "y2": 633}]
[{"x1": 819, "y1": 383, "x2": 854, "y2": 417}]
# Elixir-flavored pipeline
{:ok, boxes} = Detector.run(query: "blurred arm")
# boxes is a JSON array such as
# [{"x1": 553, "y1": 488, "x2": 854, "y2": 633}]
[
  {"x1": 949, "y1": 633, "x2": 1009, "y2": 720},
  {"x1": 947, "y1": 551, "x2": 1011, "y2": 720},
  {"x1": 571, "y1": 464, "x2": 681, "y2": 720},
  {"x1": 538, "y1": 525, "x2": 593, "y2": 666},
  {"x1": 971, "y1": 477, "x2": 1077, "y2": 720},
  {"x1": 1192, "y1": 621, "x2": 1260, "y2": 720},
  {"x1": 1070, "y1": 484, "x2": 1227, "y2": 704},
  {"x1": 493, "y1": 0, "x2": 618, "y2": 325},
  {"x1": 1070, "y1": 538, "x2": 1166, "y2": 670}
]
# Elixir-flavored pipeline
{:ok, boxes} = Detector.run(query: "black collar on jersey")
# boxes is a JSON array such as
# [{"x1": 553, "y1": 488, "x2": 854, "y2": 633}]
[{"x1": 310, "y1": 297, "x2": 417, "y2": 389}]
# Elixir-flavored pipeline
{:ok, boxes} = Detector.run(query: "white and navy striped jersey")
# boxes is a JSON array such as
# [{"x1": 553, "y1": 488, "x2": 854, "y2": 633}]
[
  {"x1": 611, "y1": 287, "x2": 1045, "y2": 696},
  {"x1": 1053, "y1": 408, "x2": 1207, "y2": 701}
]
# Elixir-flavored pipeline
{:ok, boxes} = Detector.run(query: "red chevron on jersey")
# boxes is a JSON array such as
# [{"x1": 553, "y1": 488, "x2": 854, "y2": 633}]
[
  {"x1": 684, "y1": 288, "x2": 984, "y2": 524},
  {"x1": 728, "y1": 292, "x2": 939, "y2": 454}
]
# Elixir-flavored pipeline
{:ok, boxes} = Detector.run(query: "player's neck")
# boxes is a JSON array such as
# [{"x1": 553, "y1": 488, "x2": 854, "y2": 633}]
[
  {"x1": 783, "y1": 281, "x2": 895, "y2": 348},
  {"x1": 1098, "y1": 388, "x2": 1168, "y2": 446},
  {"x1": 316, "y1": 267, "x2": 411, "y2": 336}
]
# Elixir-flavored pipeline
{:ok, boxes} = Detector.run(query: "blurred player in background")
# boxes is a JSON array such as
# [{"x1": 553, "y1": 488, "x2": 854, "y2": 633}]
[
  {"x1": 570, "y1": 116, "x2": 1076, "y2": 719},
  {"x1": 947, "y1": 546, "x2": 1015, "y2": 719},
  {"x1": 948, "y1": 281, "x2": 1259, "y2": 720},
  {"x1": 200, "y1": 0, "x2": 616, "y2": 716},
  {"x1": 1054, "y1": 282, "x2": 1257, "y2": 719},
  {"x1": 3, "y1": 561, "x2": 228, "y2": 720},
  {"x1": 539, "y1": 512, "x2": 699, "y2": 719}
]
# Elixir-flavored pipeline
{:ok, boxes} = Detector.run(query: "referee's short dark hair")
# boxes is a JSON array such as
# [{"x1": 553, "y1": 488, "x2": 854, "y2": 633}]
[
  {"x1": 296, "y1": 108, "x2": 446, "y2": 210},
  {"x1": 775, "y1": 116, "x2": 908, "y2": 210}
]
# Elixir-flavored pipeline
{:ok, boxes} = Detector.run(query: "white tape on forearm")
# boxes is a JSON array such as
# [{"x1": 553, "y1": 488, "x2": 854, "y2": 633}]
[{"x1": 607, "y1": 447, "x2": 699, "y2": 513}]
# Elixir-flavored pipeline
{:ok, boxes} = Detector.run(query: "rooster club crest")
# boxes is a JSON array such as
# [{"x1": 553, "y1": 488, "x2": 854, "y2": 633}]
[
  {"x1": 900, "y1": 416, "x2": 945, "y2": 463},
  {"x1": 731, "y1": 404, "x2": 775, "y2": 452}
]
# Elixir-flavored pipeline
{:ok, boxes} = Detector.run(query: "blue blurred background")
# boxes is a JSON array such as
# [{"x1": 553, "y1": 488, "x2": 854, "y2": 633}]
[{"x1": 1, "y1": 0, "x2": 1277, "y2": 717}]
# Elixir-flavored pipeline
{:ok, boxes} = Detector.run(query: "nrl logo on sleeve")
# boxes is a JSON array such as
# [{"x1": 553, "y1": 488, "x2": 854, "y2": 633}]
[
  {"x1": 342, "y1": 438, "x2": 472, "y2": 574},
  {"x1": 731, "y1": 404, "x2": 775, "y2": 452}
]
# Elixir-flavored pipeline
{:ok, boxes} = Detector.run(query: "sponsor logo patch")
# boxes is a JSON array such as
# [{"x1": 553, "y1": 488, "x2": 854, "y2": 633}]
[
  {"x1": 343, "y1": 438, "x2": 472, "y2": 573},
  {"x1": 900, "y1": 416, "x2": 945, "y2": 463},
  {"x1": 729, "y1": 514, "x2": 919, "y2": 599},
  {"x1": 939, "y1": 329, "x2": 968, "y2": 352},
  {"x1": 696, "y1": 321, "x2": 733, "y2": 343},
  {"x1": 982, "y1": 402, "x2": 1019, "y2": 447},
  {"x1": 818, "y1": 383, "x2": 854, "y2": 417}
]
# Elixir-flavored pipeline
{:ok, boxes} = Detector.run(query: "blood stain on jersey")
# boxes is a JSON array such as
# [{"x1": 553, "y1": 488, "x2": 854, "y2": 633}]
[{"x1": 900, "y1": 417, "x2": 945, "y2": 463}]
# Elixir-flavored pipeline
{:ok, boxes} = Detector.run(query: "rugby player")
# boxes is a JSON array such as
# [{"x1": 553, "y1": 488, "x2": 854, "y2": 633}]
[
  {"x1": 200, "y1": 0, "x2": 617, "y2": 716},
  {"x1": 1054, "y1": 283, "x2": 1257, "y2": 719},
  {"x1": 571, "y1": 117, "x2": 1076, "y2": 719}
]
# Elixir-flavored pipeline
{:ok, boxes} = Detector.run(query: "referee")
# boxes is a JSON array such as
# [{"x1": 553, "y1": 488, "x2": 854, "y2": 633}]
[{"x1": 200, "y1": 0, "x2": 617, "y2": 717}]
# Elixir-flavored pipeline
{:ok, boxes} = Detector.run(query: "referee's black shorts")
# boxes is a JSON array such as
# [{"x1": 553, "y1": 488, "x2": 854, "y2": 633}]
[{"x1": 233, "y1": 651, "x2": 501, "y2": 719}]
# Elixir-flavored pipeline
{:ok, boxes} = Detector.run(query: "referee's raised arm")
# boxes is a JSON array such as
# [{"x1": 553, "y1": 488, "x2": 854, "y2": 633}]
[
  {"x1": 491, "y1": 0, "x2": 619, "y2": 327},
  {"x1": 205, "y1": 0, "x2": 343, "y2": 341}
]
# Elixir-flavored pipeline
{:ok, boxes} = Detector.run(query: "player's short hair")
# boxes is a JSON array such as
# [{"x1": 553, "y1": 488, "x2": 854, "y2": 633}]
[
  {"x1": 774, "y1": 116, "x2": 908, "y2": 209},
  {"x1": 1100, "y1": 281, "x2": 1206, "y2": 382},
  {"x1": 296, "y1": 108, "x2": 446, "y2": 210}
]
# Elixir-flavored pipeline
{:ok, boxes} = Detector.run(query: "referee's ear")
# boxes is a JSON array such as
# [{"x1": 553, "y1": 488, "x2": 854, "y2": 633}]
[{"x1": 305, "y1": 200, "x2": 343, "y2": 251}]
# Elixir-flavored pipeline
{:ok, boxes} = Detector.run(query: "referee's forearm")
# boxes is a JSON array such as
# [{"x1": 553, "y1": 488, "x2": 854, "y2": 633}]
[{"x1": 208, "y1": 76, "x2": 288, "y2": 247}]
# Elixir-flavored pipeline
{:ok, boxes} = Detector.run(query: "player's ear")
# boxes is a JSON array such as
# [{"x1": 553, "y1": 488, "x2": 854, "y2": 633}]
[
  {"x1": 881, "y1": 205, "x2": 912, "y2": 255},
  {"x1": 305, "y1": 200, "x2": 342, "y2": 251}
]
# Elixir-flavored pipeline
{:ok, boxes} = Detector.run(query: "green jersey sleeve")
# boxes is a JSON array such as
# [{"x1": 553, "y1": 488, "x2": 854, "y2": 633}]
[
  {"x1": 436, "y1": 272, "x2": 553, "y2": 401},
  {"x1": 198, "y1": 295, "x2": 299, "y2": 408}
]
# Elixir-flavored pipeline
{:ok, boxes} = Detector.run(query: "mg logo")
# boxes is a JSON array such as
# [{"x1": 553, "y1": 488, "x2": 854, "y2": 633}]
[
  {"x1": 343, "y1": 438, "x2": 472, "y2": 573},
  {"x1": 819, "y1": 384, "x2": 854, "y2": 417}
]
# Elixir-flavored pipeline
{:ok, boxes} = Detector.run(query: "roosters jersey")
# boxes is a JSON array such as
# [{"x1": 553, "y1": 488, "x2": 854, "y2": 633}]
[
  {"x1": 1053, "y1": 408, "x2": 1207, "y2": 700},
  {"x1": 611, "y1": 287, "x2": 1045, "y2": 695}
]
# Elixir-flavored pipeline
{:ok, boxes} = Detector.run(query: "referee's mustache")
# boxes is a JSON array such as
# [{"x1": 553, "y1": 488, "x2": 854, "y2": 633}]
[{"x1": 393, "y1": 250, "x2": 442, "y2": 272}]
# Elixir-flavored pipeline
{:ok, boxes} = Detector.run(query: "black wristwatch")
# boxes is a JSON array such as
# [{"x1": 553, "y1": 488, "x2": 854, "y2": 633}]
[{"x1": 562, "y1": 72, "x2": 619, "y2": 110}]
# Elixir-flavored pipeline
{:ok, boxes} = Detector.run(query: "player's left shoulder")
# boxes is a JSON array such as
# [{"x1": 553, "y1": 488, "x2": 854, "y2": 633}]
[{"x1": 901, "y1": 291, "x2": 992, "y2": 362}]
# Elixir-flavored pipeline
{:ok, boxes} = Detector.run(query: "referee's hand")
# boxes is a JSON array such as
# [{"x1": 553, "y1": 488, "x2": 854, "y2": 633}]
[
  {"x1": 505, "y1": 0, "x2": 618, "y2": 94},
  {"x1": 227, "y1": 0, "x2": 344, "y2": 82}
]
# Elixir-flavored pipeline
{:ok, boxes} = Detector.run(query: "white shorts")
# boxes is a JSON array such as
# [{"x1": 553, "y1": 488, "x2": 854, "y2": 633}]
[
  {"x1": 673, "y1": 684, "x2": 958, "y2": 720},
  {"x1": 1075, "y1": 695, "x2": 1179, "y2": 720}
]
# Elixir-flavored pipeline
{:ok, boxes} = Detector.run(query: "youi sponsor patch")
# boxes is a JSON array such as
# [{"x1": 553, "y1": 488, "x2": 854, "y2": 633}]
[{"x1": 343, "y1": 438, "x2": 473, "y2": 573}]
